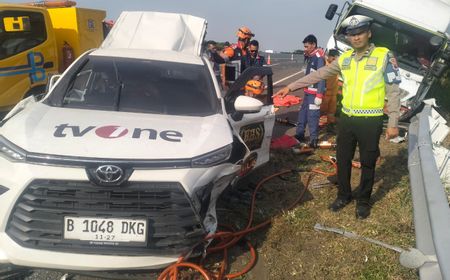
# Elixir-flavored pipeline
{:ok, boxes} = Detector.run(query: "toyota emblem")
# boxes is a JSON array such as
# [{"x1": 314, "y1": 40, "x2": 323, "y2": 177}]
[{"x1": 94, "y1": 165, "x2": 124, "y2": 183}]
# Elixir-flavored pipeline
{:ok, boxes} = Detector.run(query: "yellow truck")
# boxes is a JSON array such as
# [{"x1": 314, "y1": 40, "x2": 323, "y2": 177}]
[{"x1": 0, "y1": 3, "x2": 106, "y2": 112}]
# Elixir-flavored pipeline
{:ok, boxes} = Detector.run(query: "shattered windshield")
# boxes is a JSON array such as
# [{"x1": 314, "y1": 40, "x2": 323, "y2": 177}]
[
  {"x1": 58, "y1": 55, "x2": 219, "y2": 116},
  {"x1": 336, "y1": 5, "x2": 443, "y2": 75}
]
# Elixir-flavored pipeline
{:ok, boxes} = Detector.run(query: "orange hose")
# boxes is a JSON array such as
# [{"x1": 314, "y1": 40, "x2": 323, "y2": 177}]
[
  {"x1": 157, "y1": 262, "x2": 211, "y2": 280},
  {"x1": 312, "y1": 155, "x2": 337, "y2": 177},
  {"x1": 157, "y1": 170, "x2": 313, "y2": 280}
]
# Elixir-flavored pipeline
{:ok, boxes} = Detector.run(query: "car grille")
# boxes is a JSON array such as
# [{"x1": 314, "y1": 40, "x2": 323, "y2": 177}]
[{"x1": 6, "y1": 180, "x2": 205, "y2": 256}]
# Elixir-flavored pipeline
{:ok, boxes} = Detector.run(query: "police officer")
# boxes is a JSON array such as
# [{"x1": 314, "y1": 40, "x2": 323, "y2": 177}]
[{"x1": 275, "y1": 15, "x2": 401, "y2": 219}]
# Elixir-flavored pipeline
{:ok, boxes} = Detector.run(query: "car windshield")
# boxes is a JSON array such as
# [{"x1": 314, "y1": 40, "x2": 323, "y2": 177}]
[
  {"x1": 58, "y1": 55, "x2": 219, "y2": 116},
  {"x1": 336, "y1": 5, "x2": 443, "y2": 74}
]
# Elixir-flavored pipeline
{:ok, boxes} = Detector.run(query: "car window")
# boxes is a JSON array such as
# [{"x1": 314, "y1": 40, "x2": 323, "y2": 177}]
[
  {"x1": 0, "y1": 11, "x2": 47, "y2": 60},
  {"x1": 64, "y1": 65, "x2": 92, "y2": 103},
  {"x1": 60, "y1": 56, "x2": 219, "y2": 116}
]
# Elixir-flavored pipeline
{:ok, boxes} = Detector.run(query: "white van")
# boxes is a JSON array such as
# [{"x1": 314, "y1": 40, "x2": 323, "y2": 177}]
[{"x1": 325, "y1": 0, "x2": 450, "y2": 121}]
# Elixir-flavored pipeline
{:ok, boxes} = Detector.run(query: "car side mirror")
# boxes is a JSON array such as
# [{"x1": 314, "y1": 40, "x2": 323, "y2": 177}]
[
  {"x1": 234, "y1": 95, "x2": 263, "y2": 113},
  {"x1": 47, "y1": 74, "x2": 61, "y2": 93}
]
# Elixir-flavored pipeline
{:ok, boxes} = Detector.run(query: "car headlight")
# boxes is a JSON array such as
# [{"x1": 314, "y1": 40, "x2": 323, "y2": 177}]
[
  {"x1": 191, "y1": 144, "x2": 232, "y2": 168},
  {"x1": 0, "y1": 136, "x2": 26, "y2": 162}
]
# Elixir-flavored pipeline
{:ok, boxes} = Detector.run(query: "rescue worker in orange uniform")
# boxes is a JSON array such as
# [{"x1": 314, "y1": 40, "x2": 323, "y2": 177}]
[
  {"x1": 224, "y1": 26, "x2": 254, "y2": 68},
  {"x1": 320, "y1": 49, "x2": 340, "y2": 132},
  {"x1": 210, "y1": 27, "x2": 254, "y2": 87}
]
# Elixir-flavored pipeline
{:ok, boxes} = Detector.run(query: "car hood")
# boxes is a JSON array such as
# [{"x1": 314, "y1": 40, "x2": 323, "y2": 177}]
[{"x1": 0, "y1": 103, "x2": 232, "y2": 159}]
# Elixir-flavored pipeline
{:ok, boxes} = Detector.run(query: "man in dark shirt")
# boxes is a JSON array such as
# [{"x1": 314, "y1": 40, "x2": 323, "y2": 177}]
[{"x1": 244, "y1": 40, "x2": 266, "y2": 68}]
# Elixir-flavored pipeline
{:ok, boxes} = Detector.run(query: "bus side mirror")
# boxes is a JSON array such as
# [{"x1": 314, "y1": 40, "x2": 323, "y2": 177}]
[{"x1": 325, "y1": 4, "x2": 338, "y2": 20}]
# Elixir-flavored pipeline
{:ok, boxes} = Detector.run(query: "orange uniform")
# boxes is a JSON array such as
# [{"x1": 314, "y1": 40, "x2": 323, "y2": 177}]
[{"x1": 320, "y1": 62, "x2": 339, "y2": 124}]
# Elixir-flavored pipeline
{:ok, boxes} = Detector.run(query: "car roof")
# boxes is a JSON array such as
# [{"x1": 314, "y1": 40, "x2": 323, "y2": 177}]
[
  {"x1": 101, "y1": 11, "x2": 208, "y2": 57},
  {"x1": 90, "y1": 48, "x2": 205, "y2": 65}
]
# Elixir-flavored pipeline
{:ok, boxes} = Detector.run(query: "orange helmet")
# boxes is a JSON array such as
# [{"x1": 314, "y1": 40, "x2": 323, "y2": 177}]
[
  {"x1": 236, "y1": 26, "x2": 254, "y2": 40},
  {"x1": 222, "y1": 46, "x2": 235, "y2": 58},
  {"x1": 245, "y1": 79, "x2": 264, "y2": 95}
]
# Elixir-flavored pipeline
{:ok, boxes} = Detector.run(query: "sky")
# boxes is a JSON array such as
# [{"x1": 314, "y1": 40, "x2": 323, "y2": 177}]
[{"x1": 7, "y1": 0, "x2": 348, "y2": 52}]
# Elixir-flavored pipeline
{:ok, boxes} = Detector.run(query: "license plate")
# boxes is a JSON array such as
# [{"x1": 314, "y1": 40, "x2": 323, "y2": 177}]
[{"x1": 64, "y1": 216, "x2": 147, "y2": 243}]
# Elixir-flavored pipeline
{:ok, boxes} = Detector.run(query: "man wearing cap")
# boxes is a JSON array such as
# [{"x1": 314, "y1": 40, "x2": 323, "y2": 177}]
[{"x1": 275, "y1": 15, "x2": 401, "y2": 219}]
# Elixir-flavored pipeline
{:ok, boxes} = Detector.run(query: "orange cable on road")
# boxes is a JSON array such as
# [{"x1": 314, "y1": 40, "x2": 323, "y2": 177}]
[
  {"x1": 312, "y1": 155, "x2": 338, "y2": 177},
  {"x1": 157, "y1": 170, "x2": 314, "y2": 280}
]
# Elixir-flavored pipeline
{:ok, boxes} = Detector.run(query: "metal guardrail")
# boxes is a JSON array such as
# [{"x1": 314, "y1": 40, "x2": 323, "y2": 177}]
[{"x1": 408, "y1": 104, "x2": 450, "y2": 280}]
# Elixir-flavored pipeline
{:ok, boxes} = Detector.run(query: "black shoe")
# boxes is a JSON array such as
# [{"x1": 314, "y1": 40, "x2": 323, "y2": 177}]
[
  {"x1": 356, "y1": 201, "x2": 371, "y2": 219},
  {"x1": 309, "y1": 139, "x2": 319, "y2": 149},
  {"x1": 328, "y1": 197, "x2": 352, "y2": 212},
  {"x1": 295, "y1": 134, "x2": 305, "y2": 142}
]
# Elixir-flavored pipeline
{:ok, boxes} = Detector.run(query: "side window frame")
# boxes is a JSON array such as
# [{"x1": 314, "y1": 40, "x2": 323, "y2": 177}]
[{"x1": 63, "y1": 67, "x2": 93, "y2": 104}]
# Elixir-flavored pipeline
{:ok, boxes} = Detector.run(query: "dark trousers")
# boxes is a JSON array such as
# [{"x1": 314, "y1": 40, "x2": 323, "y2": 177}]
[
  {"x1": 336, "y1": 114, "x2": 383, "y2": 202},
  {"x1": 296, "y1": 93, "x2": 320, "y2": 140}
]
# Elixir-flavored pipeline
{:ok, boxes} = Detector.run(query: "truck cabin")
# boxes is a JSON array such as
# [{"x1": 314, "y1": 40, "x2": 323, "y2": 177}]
[{"x1": 333, "y1": 5, "x2": 445, "y2": 76}]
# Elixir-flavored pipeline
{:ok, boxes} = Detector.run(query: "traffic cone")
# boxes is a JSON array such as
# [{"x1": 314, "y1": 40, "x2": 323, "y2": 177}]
[{"x1": 267, "y1": 54, "x2": 271, "y2": 65}]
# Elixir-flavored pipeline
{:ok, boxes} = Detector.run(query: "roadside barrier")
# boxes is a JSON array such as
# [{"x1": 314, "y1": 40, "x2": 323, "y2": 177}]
[{"x1": 408, "y1": 104, "x2": 450, "y2": 280}]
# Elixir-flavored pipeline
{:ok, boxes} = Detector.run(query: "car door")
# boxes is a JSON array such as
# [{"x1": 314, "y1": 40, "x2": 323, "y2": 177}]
[{"x1": 225, "y1": 66, "x2": 275, "y2": 175}]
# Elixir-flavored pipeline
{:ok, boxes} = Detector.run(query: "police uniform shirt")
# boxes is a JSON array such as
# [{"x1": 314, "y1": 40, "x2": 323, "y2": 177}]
[{"x1": 287, "y1": 44, "x2": 401, "y2": 128}]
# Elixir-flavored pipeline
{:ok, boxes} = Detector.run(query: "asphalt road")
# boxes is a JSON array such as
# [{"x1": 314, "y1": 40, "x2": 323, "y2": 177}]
[{"x1": 270, "y1": 57, "x2": 307, "y2": 138}]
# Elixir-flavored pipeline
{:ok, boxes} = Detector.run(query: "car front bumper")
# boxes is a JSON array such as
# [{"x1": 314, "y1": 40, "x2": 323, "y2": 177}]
[{"x1": 0, "y1": 157, "x2": 239, "y2": 270}]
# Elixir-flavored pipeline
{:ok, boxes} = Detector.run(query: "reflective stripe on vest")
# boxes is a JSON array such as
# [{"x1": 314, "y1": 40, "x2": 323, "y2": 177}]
[
  {"x1": 342, "y1": 107, "x2": 383, "y2": 115},
  {"x1": 339, "y1": 47, "x2": 388, "y2": 117}
]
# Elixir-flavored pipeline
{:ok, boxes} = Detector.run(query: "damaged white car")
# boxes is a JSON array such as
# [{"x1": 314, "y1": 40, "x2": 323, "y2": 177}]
[{"x1": 0, "y1": 11, "x2": 275, "y2": 270}]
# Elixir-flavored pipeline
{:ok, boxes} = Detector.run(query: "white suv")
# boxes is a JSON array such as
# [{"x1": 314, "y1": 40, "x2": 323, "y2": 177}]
[{"x1": 0, "y1": 11, "x2": 275, "y2": 270}]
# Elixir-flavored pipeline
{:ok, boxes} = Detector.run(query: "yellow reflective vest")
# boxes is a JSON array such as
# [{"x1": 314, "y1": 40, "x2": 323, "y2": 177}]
[{"x1": 338, "y1": 47, "x2": 389, "y2": 116}]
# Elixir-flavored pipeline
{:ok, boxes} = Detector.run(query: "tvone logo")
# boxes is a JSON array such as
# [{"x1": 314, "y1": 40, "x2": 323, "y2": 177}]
[
  {"x1": 54, "y1": 124, "x2": 183, "y2": 142},
  {"x1": 95, "y1": 126, "x2": 128, "y2": 139}
]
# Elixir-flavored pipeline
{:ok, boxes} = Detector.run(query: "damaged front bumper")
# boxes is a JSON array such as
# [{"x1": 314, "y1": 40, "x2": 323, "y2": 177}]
[{"x1": 0, "y1": 156, "x2": 240, "y2": 270}]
